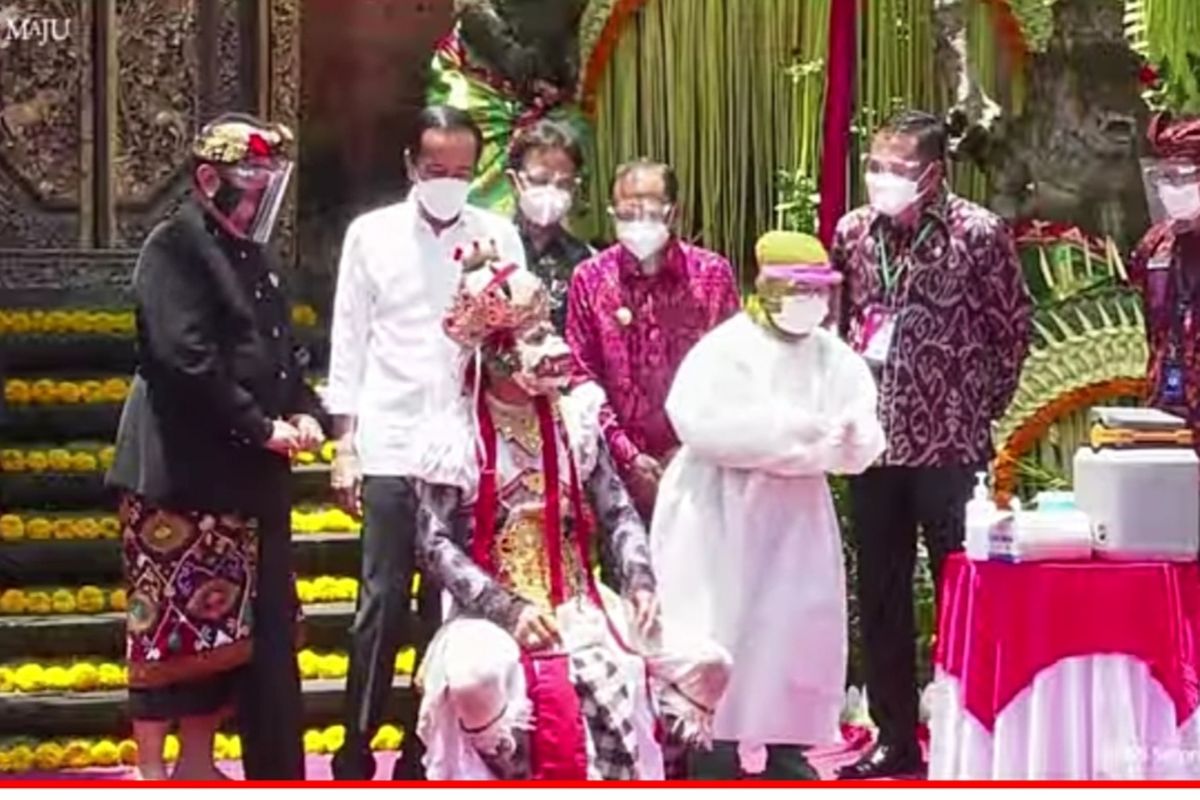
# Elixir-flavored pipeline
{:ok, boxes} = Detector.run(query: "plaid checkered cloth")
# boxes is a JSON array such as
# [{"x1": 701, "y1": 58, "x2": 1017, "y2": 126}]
[{"x1": 571, "y1": 644, "x2": 639, "y2": 780}]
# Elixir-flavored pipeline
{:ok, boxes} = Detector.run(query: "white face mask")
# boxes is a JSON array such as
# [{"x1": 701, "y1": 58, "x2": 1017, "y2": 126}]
[
  {"x1": 866, "y1": 172, "x2": 921, "y2": 218},
  {"x1": 414, "y1": 177, "x2": 471, "y2": 222},
  {"x1": 616, "y1": 219, "x2": 671, "y2": 264},
  {"x1": 1158, "y1": 182, "x2": 1200, "y2": 222},
  {"x1": 770, "y1": 294, "x2": 828, "y2": 336},
  {"x1": 519, "y1": 185, "x2": 572, "y2": 227}
]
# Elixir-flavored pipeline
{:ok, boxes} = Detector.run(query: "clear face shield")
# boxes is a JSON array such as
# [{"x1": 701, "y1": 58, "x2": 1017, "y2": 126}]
[
  {"x1": 213, "y1": 159, "x2": 294, "y2": 244},
  {"x1": 1141, "y1": 157, "x2": 1200, "y2": 227}
]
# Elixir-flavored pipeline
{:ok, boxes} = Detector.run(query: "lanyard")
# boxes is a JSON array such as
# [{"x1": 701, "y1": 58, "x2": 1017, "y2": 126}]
[
  {"x1": 877, "y1": 221, "x2": 934, "y2": 302},
  {"x1": 1169, "y1": 259, "x2": 1200, "y2": 358}
]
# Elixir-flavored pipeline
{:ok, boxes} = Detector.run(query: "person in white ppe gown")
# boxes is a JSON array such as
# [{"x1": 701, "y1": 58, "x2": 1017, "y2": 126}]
[{"x1": 652, "y1": 231, "x2": 886, "y2": 779}]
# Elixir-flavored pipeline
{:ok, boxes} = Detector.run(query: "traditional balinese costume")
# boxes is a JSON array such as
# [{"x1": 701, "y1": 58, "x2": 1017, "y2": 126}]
[
  {"x1": 107, "y1": 115, "x2": 318, "y2": 778},
  {"x1": 651, "y1": 232, "x2": 886, "y2": 777},
  {"x1": 410, "y1": 261, "x2": 730, "y2": 780}
]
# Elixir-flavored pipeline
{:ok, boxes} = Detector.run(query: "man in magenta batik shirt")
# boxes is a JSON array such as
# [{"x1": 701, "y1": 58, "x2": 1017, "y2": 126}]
[{"x1": 566, "y1": 159, "x2": 740, "y2": 522}]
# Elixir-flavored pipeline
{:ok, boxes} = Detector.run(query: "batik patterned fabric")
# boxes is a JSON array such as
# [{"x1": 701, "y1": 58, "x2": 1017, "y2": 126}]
[
  {"x1": 565, "y1": 240, "x2": 741, "y2": 473},
  {"x1": 831, "y1": 192, "x2": 1032, "y2": 467},
  {"x1": 427, "y1": 30, "x2": 590, "y2": 216},
  {"x1": 121, "y1": 494, "x2": 256, "y2": 688}
]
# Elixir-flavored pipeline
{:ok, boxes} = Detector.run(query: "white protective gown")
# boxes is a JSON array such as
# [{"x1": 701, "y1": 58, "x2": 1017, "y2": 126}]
[{"x1": 651, "y1": 313, "x2": 885, "y2": 748}]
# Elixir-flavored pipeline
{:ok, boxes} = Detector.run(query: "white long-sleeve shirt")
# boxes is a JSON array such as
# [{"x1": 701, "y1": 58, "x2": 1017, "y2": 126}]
[{"x1": 325, "y1": 200, "x2": 526, "y2": 477}]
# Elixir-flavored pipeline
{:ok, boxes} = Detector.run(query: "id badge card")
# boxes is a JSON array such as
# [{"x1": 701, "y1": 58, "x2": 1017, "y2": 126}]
[
  {"x1": 857, "y1": 305, "x2": 897, "y2": 366},
  {"x1": 1161, "y1": 359, "x2": 1186, "y2": 406}
]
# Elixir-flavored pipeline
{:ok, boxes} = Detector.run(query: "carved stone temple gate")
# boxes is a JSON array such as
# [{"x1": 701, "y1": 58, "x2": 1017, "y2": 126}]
[{"x1": 0, "y1": 0, "x2": 300, "y2": 289}]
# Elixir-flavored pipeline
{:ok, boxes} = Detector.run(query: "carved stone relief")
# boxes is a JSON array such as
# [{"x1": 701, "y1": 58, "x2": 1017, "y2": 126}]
[{"x1": 0, "y1": 0, "x2": 88, "y2": 248}]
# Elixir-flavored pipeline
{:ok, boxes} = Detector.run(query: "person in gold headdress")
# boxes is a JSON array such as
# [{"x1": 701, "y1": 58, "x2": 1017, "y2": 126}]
[
  {"x1": 107, "y1": 112, "x2": 327, "y2": 780},
  {"x1": 652, "y1": 232, "x2": 885, "y2": 779},
  {"x1": 408, "y1": 255, "x2": 731, "y2": 780}
]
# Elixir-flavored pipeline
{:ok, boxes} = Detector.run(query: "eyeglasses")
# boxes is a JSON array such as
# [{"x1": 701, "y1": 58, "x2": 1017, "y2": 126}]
[{"x1": 608, "y1": 201, "x2": 672, "y2": 223}]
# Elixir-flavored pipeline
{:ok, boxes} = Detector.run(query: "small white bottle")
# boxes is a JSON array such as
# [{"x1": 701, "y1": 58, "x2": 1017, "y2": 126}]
[{"x1": 965, "y1": 472, "x2": 996, "y2": 561}]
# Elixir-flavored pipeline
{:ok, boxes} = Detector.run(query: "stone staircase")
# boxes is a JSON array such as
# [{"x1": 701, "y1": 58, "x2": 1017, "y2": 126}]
[{"x1": 0, "y1": 250, "x2": 409, "y2": 774}]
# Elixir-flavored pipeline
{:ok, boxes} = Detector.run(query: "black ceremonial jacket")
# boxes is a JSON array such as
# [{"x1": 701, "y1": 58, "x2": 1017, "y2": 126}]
[{"x1": 107, "y1": 201, "x2": 329, "y2": 516}]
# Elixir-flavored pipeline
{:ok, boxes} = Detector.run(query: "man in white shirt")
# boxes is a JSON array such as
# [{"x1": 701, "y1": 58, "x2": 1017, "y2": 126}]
[{"x1": 326, "y1": 106, "x2": 526, "y2": 780}]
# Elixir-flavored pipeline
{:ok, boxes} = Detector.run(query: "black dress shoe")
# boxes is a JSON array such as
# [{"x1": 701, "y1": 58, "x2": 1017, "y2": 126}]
[
  {"x1": 687, "y1": 741, "x2": 741, "y2": 780},
  {"x1": 391, "y1": 740, "x2": 427, "y2": 781},
  {"x1": 764, "y1": 745, "x2": 819, "y2": 781},
  {"x1": 331, "y1": 744, "x2": 376, "y2": 781},
  {"x1": 835, "y1": 743, "x2": 924, "y2": 780}
]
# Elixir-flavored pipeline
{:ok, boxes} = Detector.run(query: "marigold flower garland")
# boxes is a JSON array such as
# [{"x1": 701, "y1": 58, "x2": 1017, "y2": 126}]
[
  {"x1": 1, "y1": 446, "x2": 115, "y2": 474},
  {"x1": 0, "y1": 586, "x2": 125, "y2": 616},
  {"x1": 992, "y1": 377, "x2": 1146, "y2": 505},
  {"x1": 4, "y1": 378, "x2": 130, "y2": 406},
  {"x1": 0, "y1": 306, "x2": 318, "y2": 337},
  {"x1": 0, "y1": 724, "x2": 404, "y2": 773},
  {"x1": 0, "y1": 514, "x2": 121, "y2": 543},
  {"x1": 0, "y1": 647, "x2": 414, "y2": 695}
]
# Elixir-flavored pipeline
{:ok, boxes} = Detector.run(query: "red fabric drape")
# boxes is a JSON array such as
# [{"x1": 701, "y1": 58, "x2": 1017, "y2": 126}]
[{"x1": 818, "y1": 0, "x2": 858, "y2": 248}]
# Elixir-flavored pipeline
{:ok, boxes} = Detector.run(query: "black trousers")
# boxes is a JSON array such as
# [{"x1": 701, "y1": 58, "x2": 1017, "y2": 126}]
[
  {"x1": 237, "y1": 497, "x2": 305, "y2": 780},
  {"x1": 333, "y1": 476, "x2": 442, "y2": 780},
  {"x1": 849, "y1": 464, "x2": 977, "y2": 750}
]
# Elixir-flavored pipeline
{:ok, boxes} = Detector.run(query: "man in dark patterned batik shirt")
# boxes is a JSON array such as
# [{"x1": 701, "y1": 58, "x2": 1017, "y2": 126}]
[
  {"x1": 832, "y1": 111, "x2": 1032, "y2": 780},
  {"x1": 507, "y1": 120, "x2": 594, "y2": 333}
]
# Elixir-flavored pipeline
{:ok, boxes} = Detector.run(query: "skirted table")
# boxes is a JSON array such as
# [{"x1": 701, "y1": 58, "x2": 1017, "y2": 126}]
[{"x1": 929, "y1": 554, "x2": 1200, "y2": 779}]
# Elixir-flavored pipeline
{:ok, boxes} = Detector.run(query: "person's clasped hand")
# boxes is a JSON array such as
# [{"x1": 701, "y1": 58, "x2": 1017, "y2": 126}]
[
  {"x1": 290, "y1": 414, "x2": 325, "y2": 451},
  {"x1": 264, "y1": 419, "x2": 301, "y2": 457},
  {"x1": 514, "y1": 605, "x2": 561, "y2": 651}
]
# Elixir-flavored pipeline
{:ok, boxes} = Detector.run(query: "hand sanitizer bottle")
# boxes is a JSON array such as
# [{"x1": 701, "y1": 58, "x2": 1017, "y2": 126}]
[{"x1": 965, "y1": 472, "x2": 996, "y2": 561}]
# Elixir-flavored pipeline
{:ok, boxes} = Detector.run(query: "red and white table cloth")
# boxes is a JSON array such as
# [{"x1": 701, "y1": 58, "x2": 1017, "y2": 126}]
[{"x1": 930, "y1": 554, "x2": 1200, "y2": 779}]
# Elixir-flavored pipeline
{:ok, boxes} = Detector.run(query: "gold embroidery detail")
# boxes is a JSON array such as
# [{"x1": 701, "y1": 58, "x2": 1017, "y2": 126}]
[{"x1": 492, "y1": 507, "x2": 583, "y2": 612}]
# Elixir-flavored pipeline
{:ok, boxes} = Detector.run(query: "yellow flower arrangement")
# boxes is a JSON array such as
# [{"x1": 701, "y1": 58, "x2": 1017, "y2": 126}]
[
  {"x1": 69, "y1": 662, "x2": 100, "y2": 692},
  {"x1": 50, "y1": 589, "x2": 76, "y2": 614},
  {"x1": 77, "y1": 585, "x2": 106, "y2": 614},
  {"x1": 26, "y1": 518, "x2": 52, "y2": 540},
  {"x1": 70, "y1": 452, "x2": 98, "y2": 472},
  {"x1": 52, "y1": 517, "x2": 75, "y2": 540},
  {"x1": 11, "y1": 664, "x2": 44, "y2": 692},
  {"x1": 110, "y1": 588, "x2": 127, "y2": 612},
  {"x1": 117, "y1": 739, "x2": 138, "y2": 766},
  {"x1": 0, "y1": 514, "x2": 23, "y2": 541},
  {"x1": 291, "y1": 506, "x2": 362, "y2": 535},
  {"x1": 0, "y1": 589, "x2": 26, "y2": 614},
  {"x1": 1, "y1": 447, "x2": 108, "y2": 473},
  {"x1": 3, "y1": 379, "x2": 30, "y2": 404},
  {"x1": 395, "y1": 648, "x2": 416, "y2": 675},
  {"x1": 0, "y1": 725, "x2": 404, "y2": 773},
  {"x1": 7, "y1": 745, "x2": 34, "y2": 773},
  {"x1": 100, "y1": 516, "x2": 121, "y2": 539},
  {"x1": 370, "y1": 724, "x2": 404, "y2": 752},
  {"x1": 44, "y1": 666, "x2": 71, "y2": 691},
  {"x1": 33, "y1": 742, "x2": 65, "y2": 771},
  {"x1": 56, "y1": 383, "x2": 82, "y2": 404},
  {"x1": 74, "y1": 518, "x2": 101, "y2": 540},
  {"x1": 291, "y1": 304, "x2": 319, "y2": 328},
  {"x1": 1, "y1": 449, "x2": 26, "y2": 472},
  {"x1": 90, "y1": 740, "x2": 121, "y2": 767},
  {"x1": 63, "y1": 739, "x2": 92, "y2": 769},
  {"x1": 0, "y1": 308, "x2": 135, "y2": 337},
  {"x1": 25, "y1": 591, "x2": 51, "y2": 615},
  {"x1": 97, "y1": 662, "x2": 125, "y2": 690},
  {"x1": 31, "y1": 379, "x2": 56, "y2": 403}
]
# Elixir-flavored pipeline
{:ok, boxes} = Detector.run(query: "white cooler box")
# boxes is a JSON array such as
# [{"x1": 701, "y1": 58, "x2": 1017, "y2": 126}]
[{"x1": 1073, "y1": 409, "x2": 1200, "y2": 562}]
